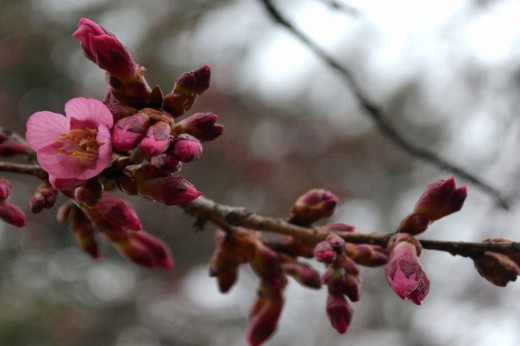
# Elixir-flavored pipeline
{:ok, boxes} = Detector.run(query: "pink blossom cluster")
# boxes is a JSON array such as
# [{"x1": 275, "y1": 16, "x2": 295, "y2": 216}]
[{"x1": 13, "y1": 18, "x2": 223, "y2": 268}]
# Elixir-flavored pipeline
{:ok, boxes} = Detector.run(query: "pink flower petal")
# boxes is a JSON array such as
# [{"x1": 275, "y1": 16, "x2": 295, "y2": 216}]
[
  {"x1": 37, "y1": 143, "x2": 90, "y2": 179},
  {"x1": 48, "y1": 175, "x2": 86, "y2": 190},
  {"x1": 65, "y1": 97, "x2": 113, "y2": 129},
  {"x1": 25, "y1": 111, "x2": 70, "y2": 151}
]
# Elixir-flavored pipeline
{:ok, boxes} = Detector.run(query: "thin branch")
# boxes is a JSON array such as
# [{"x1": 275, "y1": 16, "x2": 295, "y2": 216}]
[
  {"x1": 181, "y1": 195, "x2": 520, "y2": 258},
  {"x1": 1, "y1": 161, "x2": 517, "y2": 259},
  {"x1": 258, "y1": 0, "x2": 509, "y2": 210},
  {"x1": 0, "y1": 162, "x2": 47, "y2": 179}
]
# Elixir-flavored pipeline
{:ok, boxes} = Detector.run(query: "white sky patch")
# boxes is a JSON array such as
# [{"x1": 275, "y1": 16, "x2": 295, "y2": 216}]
[{"x1": 459, "y1": 0, "x2": 520, "y2": 65}]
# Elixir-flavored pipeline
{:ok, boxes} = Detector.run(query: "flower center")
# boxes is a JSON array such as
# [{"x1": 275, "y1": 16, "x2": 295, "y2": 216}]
[{"x1": 55, "y1": 128, "x2": 99, "y2": 166}]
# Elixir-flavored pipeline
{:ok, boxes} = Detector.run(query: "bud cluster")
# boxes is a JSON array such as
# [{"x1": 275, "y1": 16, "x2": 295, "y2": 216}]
[{"x1": 0, "y1": 18, "x2": 224, "y2": 269}]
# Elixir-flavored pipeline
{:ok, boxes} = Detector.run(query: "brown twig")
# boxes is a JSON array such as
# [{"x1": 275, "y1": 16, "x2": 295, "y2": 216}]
[
  {"x1": 0, "y1": 160, "x2": 518, "y2": 259},
  {"x1": 257, "y1": 0, "x2": 509, "y2": 210},
  {"x1": 0, "y1": 162, "x2": 47, "y2": 179},
  {"x1": 181, "y1": 195, "x2": 520, "y2": 258}
]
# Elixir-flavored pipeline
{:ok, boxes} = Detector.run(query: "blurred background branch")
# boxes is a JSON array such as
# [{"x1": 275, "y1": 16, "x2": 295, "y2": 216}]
[{"x1": 259, "y1": 0, "x2": 510, "y2": 209}]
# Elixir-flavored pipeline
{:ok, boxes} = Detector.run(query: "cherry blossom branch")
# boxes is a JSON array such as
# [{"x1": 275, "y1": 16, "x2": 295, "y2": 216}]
[
  {"x1": 180, "y1": 195, "x2": 520, "y2": 258},
  {"x1": 258, "y1": 0, "x2": 510, "y2": 210},
  {"x1": 0, "y1": 160, "x2": 518, "y2": 258}
]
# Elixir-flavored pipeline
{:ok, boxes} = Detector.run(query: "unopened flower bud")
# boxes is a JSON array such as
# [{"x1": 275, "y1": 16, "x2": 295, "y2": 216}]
[
  {"x1": 0, "y1": 202, "x2": 26, "y2": 227},
  {"x1": 73, "y1": 18, "x2": 138, "y2": 82},
  {"x1": 171, "y1": 134, "x2": 202, "y2": 162},
  {"x1": 109, "y1": 230, "x2": 174, "y2": 269},
  {"x1": 139, "y1": 121, "x2": 171, "y2": 157},
  {"x1": 30, "y1": 182, "x2": 58, "y2": 213},
  {"x1": 176, "y1": 112, "x2": 224, "y2": 142},
  {"x1": 326, "y1": 234, "x2": 346, "y2": 253},
  {"x1": 137, "y1": 177, "x2": 201, "y2": 205},
  {"x1": 0, "y1": 178, "x2": 11, "y2": 200},
  {"x1": 173, "y1": 65, "x2": 211, "y2": 96},
  {"x1": 56, "y1": 202, "x2": 74, "y2": 224},
  {"x1": 246, "y1": 283, "x2": 284, "y2": 346},
  {"x1": 346, "y1": 244, "x2": 388, "y2": 267},
  {"x1": 162, "y1": 66, "x2": 211, "y2": 117},
  {"x1": 85, "y1": 192, "x2": 142, "y2": 232},
  {"x1": 209, "y1": 230, "x2": 241, "y2": 293},
  {"x1": 314, "y1": 241, "x2": 337, "y2": 263},
  {"x1": 385, "y1": 237, "x2": 429, "y2": 305},
  {"x1": 282, "y1": 259, "x2": 322, "y2": 289},
  {"x1": 291, "y1": 189, "x2": 339, "y2": 225},
  {"x1": 414, "y1": 177, "x2": 467, "y2": 222},
  {"x1": 0, "y1": 141, "x2": 25, "y2": 157},
  {"x1": 250, "y1": 245, "x2": 284, "y2": 287},
  {"x1": 326, "y1": 293, "x2": 354, "y2": 334},
  {"x1": 150, "y1": 153, "x2": 182, "y2": 173},
  {"x1": 69, "y1": 205, "x2": 100, "y2": 259},
  {"x1": 74, "y1": 178, "x2": 103, "y2": 207},
  {"x1": 112, "y1": 112, "x2": 150, "y2": 152},
  {"x1": 473, "y1": 251, "x2": 520, "y2": 287}
]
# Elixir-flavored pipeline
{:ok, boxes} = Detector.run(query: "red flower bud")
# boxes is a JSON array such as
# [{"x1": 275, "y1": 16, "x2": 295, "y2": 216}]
[
  {"x1": 314, "y1": 241, "x2": 337, "y2": 263},
  {"x1": 73, "y1": 18, "x2": 138, "y2": 82},
  {"x1": 171, "y1": 134, "x2": 202, "y2": 162},
  {"x1": 139, "y1": 121, "x2": 171, "y2": 157},
  {"x1": 69, "y1": 205, "x2": 100, "y2": 259},
  {"x1": 84, "y1": 192, "x2": 142, "y2": 232},
  {"x1": 30, "y1": 182, "x2": 58, "y2": 213},
  {"x1": 74, "y1": 178, "x2": 103, "y2": 207},
  {"x1": 326, "y1": 293, "x2": 353, "y2": 334},
  {"x1": 109, "y1": 230, "x2": 174, "y2": 269},
  {"x1": 176, "y1": 112, "x2": 224, "y2": 142},
  {"x1": 346, "y1": 244, "x2": 388, "y2": 267},
  {"x1": 385, "y1": 238, "x2": 429, "y2": 305},
  {"x1": 173, "y1": 65, "x2": 211, "y2": 96},
  {"x1": 291, "y1": 189, "x2": 339, "y2": 225},
  {"x1": 473, "y1": 251, "x2": 520, "y2": 287},
  {"x1": 414, "y1": 177, "x2": 467, "y2": 222},
  {"x1": 326, "y1": 234, "x2": 346, "y2": 253},
  {"x1": 282, "y1": 259, "x2": 322, "y2": 289},
  {"x1": 137, "y1": 177, "x2": 201, "y2": 205},
  {"x1": 250, "y1": 245, "x2": 284, "y2": 287},
  {"x1": 0, "y1": 178, "x2": 11, "y2": 200},
  {"x1": 0, "y1": 202, "x2": 26, "y2": 227},
  {"x1": 246, "y1": 283, "x2": 284, "y2": 346},
  {"x1": 150, "y1": 153, "x2": 182, "y2": 173},
  {"x1": 0, "y1": 141, "x2": 26, "y2": 157},
  {"x1": 112, "y1": 112, "x2": 150, "y2": 152}
]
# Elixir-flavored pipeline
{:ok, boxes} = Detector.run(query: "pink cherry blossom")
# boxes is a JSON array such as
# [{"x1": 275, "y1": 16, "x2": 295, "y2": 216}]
[{"x1": 26, "y1": 97, "x2": 113, "y2": 190}]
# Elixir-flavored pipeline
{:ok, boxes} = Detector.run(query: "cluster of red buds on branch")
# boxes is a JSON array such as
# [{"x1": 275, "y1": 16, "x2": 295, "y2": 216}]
[
  {"x1": 1, "y1": 17, "x2": 520, "y2": 346},
  {"x1": 0, "y1": 18, "x2": 223, "y2": 268}
]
